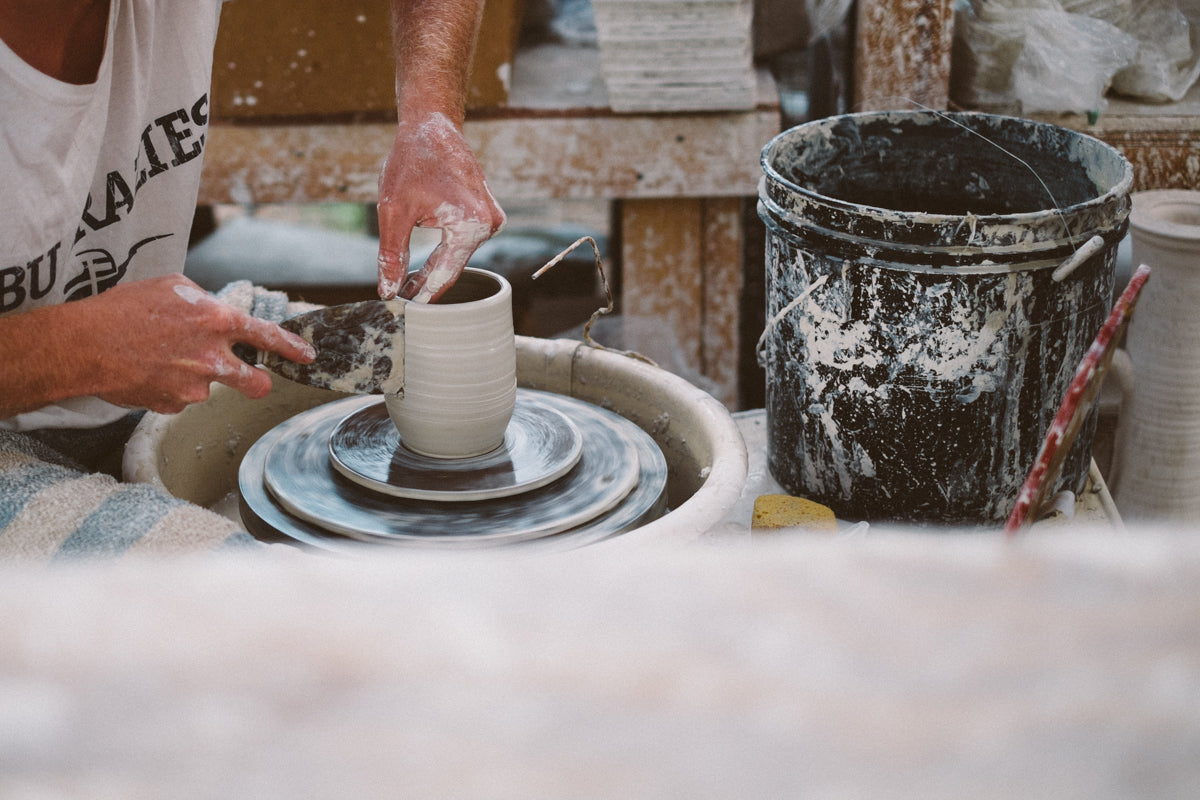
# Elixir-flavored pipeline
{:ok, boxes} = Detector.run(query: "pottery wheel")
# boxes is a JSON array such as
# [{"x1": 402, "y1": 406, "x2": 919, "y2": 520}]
[
  {"x1": 327, "y1": 393, "x2": 583, "y2": 501},
  {"x1": 238, "y1": 389, "x2": 668, "y2": 550}
]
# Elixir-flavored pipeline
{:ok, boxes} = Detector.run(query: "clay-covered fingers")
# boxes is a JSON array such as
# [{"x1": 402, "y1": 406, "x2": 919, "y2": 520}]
[
  {"x1": 239, "y1": 314, "x2": 316, "y2": 366},
  {"x1": 399, "y1": 216, "x2": 495, "y2": 302},
  {"x1": 375, "y1": 205, "x2": 416, "y2": 301},
  {"x1": 375, "y1": 113, "x2": 506, "y2": 302},
  {"x1": 84, "y1": 275, "x2": 320, "y2": 413},
  {"x1": 223, "y1": 314, "x2": 316, "y2": 399}
]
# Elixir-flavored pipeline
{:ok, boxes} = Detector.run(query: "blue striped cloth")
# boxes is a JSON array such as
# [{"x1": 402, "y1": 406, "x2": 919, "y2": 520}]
[{"x1": 0, "y1": 430, "x2": 258, "y2": 561}]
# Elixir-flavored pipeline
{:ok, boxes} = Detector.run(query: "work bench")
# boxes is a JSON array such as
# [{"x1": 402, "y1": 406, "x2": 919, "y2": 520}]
[{"x1": 198, "y1": 38, "x2": 781, "y2": 410}]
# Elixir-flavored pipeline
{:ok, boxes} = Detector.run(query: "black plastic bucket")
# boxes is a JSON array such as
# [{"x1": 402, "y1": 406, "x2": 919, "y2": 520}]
[{"x1": 758, "y1": 111, "x2": 1132, "y2": 524}]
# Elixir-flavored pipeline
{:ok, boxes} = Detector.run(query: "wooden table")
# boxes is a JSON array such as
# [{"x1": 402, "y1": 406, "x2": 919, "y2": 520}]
[{"x1": 198, "y1": 44, "x2": 782, "y2": 408}]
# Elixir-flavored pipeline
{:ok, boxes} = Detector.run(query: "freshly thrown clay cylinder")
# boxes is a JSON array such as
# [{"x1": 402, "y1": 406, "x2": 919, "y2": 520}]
[{"x1": 386, "y1": 268, "x2": 516, "y2": 459}]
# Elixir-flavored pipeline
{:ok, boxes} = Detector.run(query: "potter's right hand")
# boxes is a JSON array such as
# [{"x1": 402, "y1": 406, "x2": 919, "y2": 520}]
[
  {"x1": 87, "y1": 275, "x2": 315, "y2": 414},
  {"x1": 375, "y1": 112, "x2": 505, "y2": 303}
]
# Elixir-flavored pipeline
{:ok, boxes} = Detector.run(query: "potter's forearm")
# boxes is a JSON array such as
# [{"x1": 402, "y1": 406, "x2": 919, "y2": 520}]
[
  {"x1": 0, "y1": 303, "x2": 108, "y2": 418},
  {"x1": 389, "y1": 0, "x2": 484, "y2": 126},
  {"x1": 376, "y1": 0, "x2": 503, "y2": 302},
  {"x1": 0, "y1": 276, "x2": 316, "y2": 419}
]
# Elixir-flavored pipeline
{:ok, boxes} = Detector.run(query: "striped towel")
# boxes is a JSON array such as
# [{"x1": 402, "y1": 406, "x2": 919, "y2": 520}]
[
  {"x1": 0, "y1": 432, "x2": 257, "y2": 562},
  {"x1": 0, "y1": 281, "x2": 317, "y2": 562}
]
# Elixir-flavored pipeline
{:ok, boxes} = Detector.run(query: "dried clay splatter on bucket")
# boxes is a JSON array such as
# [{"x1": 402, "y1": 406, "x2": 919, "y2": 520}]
[
  {"x1": 758, "y1": 111, "x2": 1130, "y2": 523},
  {"x1": 769, "y1": 259, "x2": 1075, "y2": 519}
]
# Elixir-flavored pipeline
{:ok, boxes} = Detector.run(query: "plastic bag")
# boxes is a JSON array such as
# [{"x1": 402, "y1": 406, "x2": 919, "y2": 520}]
[
  {"x1": 952, "y1": 0, "x2": 1139, "y2": 114},
  {"x1": 1111, "y1": 0, "x2": 1200, "y2": 102},
  {"x1": 1009, "y1": 9, "x2": 1138, "y2": 112}
]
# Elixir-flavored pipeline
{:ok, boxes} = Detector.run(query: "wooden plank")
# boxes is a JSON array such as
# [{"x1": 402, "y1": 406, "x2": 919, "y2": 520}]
[
  {"x1": 466, "y1": 112, "x2": 775, "y2": 200},
  {"x1": 619, "y1": 198, "x2": 742, "y2": 407},
  {"x1": 699, "y1": 198, "x2": 743, "y2": 407},
  {"x1": 620, "y1": 198, "x2": 705, "y2": 379},
  {"x1": 853, "y1": 0, "x2": 954, "y2": 111},
  {"x1": 197, "y1": 123, "x2": 386, "y2": 206},
  {"x1": 1116, "y1": 136, "x2": 1200, "y2": 192},
  {"x1": 197, "y1": 108, "x2": 779, "y2": 205},
  {"x1": 1034, "y1": 103, "x2": 1200, "y2": 192}
]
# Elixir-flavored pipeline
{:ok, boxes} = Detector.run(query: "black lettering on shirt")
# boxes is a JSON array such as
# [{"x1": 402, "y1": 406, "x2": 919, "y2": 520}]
[
  {"x1": 135, "y1": 122, "x2": 170, "y2": 191},
  {"x1": 0, "y1": 243, "x2": 61, "y2": 313},
  {"x1": 156, "y1": 108, "x2": 202, "y2": 167},
  {"x1": 192, "y1": 94, "x2": 209, "y2": 127},
  {"x1": 80, "y1": 170, "x2": 136, "y2": 231},
  {"x1": 28, "y1": 242, "x2": 58, "y2": 300},
  {"x1": 0, "y1": 266, "x2": 25, "y2": 313},
  {"x1": 77, "y1": 93, "x2": 210, "y2": 238}
]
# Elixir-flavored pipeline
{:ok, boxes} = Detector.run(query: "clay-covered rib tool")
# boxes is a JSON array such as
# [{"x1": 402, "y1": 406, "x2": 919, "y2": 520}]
[{"x1": 234, "y1": 300, "x2": 405, "y2": 395}]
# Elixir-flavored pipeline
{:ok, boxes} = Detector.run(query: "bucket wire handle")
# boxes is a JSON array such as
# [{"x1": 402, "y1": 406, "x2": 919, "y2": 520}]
[
  {"x1": 755, "y1": 273, "x2": 830, "y2": 368},
  {"x1": 534, "y1": 236, "x2": 658, "y2": 366},
  {"x1": 896, "y1": 99, "x2": 1079, "y2": 252}
]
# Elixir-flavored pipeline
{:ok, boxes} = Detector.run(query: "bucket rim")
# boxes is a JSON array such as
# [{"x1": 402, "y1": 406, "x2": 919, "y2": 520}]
[{"x1": 760, "y1": 110, "x2": 1134, "y2": 227}]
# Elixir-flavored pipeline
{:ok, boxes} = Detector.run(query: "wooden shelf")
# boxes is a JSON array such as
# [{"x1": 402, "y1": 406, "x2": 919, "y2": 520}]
[
  {"x1": 853, "y1": 0, "x2": 1200, "y2": 191},
  {"x1": 198, "y1": 46, "x2": 780, "y2": 206},
  {"x1": 197, "y1": 43, "x2": 781, "y2": 409},
  {"x1": 1030, "y1": 82, "x2": 1200, "y2": 192}
]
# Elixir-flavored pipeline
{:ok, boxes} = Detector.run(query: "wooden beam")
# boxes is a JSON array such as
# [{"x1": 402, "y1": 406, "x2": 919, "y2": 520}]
[
  {"x1": 197, "y1": 106, "x2": 779, "y2": 206},
  {"x1": 853, "y1": 0, "x2": 954, "y2": 111},
  {"x1": 620, "y1": 198, "x2": 704, "y2": 374},
  {"x1": 700, "y1": 198, "x2": 744, "y2": 406},
  {"x1": 1035, "y1": 103, "x2": 1200, "y2": 192},
  {"x1": 619, "y1": 197, "x2": 743, "y2": 407}
]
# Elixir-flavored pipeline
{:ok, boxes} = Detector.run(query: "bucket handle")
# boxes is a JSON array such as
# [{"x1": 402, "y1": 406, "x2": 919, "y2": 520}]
[
  {"x1": 1052, "y1": 235, "x2": 1106, "y2": 283},
  {"x1": 754, "y1": 273, "x2": 830, "y2": 368}
]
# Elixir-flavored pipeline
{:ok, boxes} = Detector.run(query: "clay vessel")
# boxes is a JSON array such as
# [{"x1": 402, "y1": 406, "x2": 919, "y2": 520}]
[
  {"x1": 1111, "y1": 190, "x2": 1200, "y2": 520},
  {"x1": 386, "y1": 268, "x2": 516, "y2": 459}
]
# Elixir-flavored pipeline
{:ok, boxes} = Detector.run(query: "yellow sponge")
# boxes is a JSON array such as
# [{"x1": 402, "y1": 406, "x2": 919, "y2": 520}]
[{"x1": 751, "y1": 494, "x2": 838, "y2": 532}]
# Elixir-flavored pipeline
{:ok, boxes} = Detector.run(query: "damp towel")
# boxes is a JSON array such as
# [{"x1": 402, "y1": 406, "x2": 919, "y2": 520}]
[
  {"x1": 215, "y1": 278, "x2": 320, "y2": 324},
  {"x1": 0, "y1": 432, "x2": 257, "y2": 562},
  {"x1": 0, "y1": 281, "x2": 318, "y2": 562}
]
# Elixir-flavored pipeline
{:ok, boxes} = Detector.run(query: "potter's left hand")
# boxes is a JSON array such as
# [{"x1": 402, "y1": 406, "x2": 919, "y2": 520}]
[{"x1": 376, "y1": 112, "x2": 506, "y2": 303}]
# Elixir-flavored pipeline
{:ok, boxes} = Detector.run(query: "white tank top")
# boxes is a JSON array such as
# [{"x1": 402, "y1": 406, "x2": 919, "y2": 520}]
[{"x1": 0, "y1": 0, "x2": 227, "y2": 430}]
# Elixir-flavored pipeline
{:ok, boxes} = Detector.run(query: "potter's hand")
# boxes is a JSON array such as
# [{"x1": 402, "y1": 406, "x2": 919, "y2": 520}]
[
  {"x1": 375, "y1": 112, "x2": 505, "y2": 303},
  {"x1": 91, "y1": 275, "x2": 315, "y2": 414}
]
